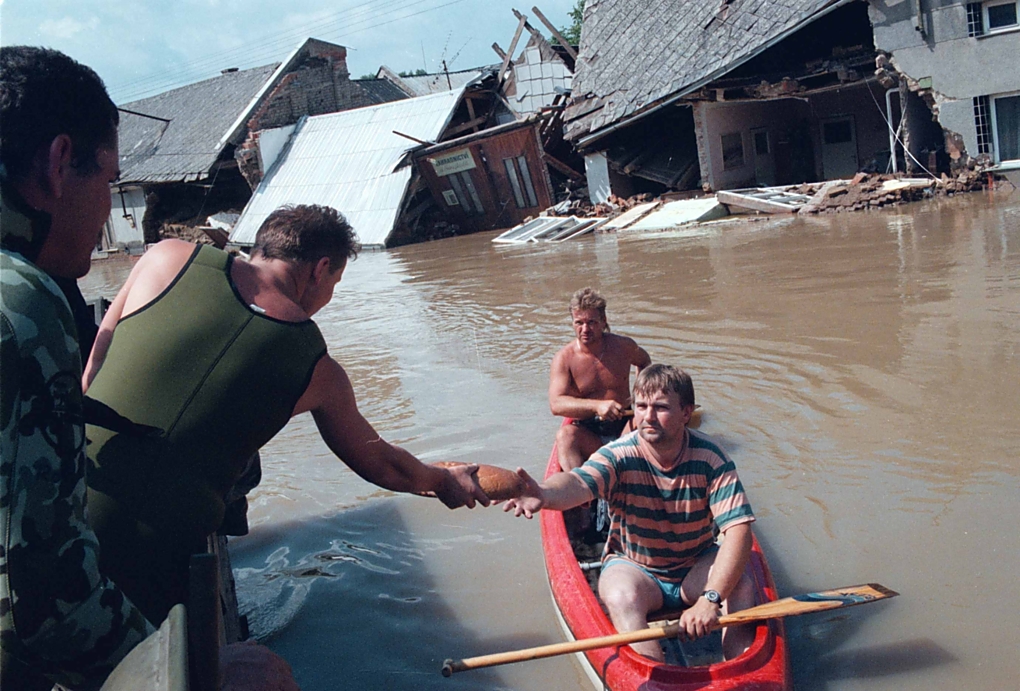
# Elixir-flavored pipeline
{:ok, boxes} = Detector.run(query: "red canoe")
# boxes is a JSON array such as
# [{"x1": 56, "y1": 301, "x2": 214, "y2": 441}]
[{"x1": 538, "y1": 437, "x2": 792, "y2": 691}]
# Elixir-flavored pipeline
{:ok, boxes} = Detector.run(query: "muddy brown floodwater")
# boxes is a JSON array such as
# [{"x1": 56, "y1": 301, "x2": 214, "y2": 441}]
[{"x1": 81, "y1": 191, "x2": 1020, "y2": 690}]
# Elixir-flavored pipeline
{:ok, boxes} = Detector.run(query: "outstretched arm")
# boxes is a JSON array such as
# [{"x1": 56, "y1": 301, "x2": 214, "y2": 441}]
[
  {"x1": 296, "y1": 356, "x2": 490, "y2": 509},
  {"x1": 503, "y1": 468, "x2": 593, "y2": 518}
]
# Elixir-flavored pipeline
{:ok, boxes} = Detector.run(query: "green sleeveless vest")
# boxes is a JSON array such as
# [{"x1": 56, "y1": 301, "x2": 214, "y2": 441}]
[{"x1": 85, "y1": 245, "x2": 326, "y2": 543}]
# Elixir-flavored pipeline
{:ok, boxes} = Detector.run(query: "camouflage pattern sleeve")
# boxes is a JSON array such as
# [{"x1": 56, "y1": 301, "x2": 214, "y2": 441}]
[{"x1": 1, "y1": 250, "x2": 154, "y2": 690}]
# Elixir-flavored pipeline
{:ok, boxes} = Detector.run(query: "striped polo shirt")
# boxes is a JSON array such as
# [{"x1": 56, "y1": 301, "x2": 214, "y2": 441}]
[{"x1": 572, "y1": 429, "x2": 755, "y2": 583}]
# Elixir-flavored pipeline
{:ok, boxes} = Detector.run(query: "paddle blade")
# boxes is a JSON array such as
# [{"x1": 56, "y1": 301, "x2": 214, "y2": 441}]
[
  {"x1": 719, "y1": 583, "x2": 898, "y2": 627},
  {"x1": 442, "y1": 583, "x2": 897, "y2": 676}
]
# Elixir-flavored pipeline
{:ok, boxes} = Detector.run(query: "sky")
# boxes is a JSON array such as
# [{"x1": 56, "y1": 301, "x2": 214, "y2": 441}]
[{"x1": 0, "y1": 0, "x2": 578, "y2": 104}]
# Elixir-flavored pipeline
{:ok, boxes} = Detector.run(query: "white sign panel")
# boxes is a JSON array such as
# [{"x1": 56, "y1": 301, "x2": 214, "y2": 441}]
[
  {"x1": 429, "y1": 148, "x2": 476, "y2": 177},
  {"x1": 442, "y1": 189, "x2": 460, "y2": 206}
]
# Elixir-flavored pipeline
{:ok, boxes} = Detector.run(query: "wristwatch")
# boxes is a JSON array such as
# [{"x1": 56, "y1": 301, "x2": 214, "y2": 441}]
[{"x1": 701, "y1": 589, "x2": 722, "y2": 607}]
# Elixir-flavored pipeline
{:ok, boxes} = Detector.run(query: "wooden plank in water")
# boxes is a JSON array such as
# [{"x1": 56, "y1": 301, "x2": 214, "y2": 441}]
[{"x1": 717, "y1": 189, "x2": 801, "y2": 213}]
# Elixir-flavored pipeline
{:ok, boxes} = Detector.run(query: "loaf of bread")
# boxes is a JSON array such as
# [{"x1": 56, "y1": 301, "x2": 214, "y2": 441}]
[{"x1": 434, "y1": 461, "x2": 525, "y2": 501}]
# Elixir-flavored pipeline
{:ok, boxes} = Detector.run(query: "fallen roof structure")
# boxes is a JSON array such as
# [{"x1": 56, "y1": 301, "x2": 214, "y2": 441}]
[
  {"x1": 563, "y1": 0, "x2": 856, "y2": 147},
  {"x1": 229, "y1": 89, "x2": 466, "y2": 249},
  {"x1": 376, "y1": 65, "x2": 497, "y2": 98}
]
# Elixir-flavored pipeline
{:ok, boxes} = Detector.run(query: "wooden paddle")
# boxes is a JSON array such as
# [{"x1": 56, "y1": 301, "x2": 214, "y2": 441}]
[
  {"x1": 619, "y1": 404, "x2": 700, "y2": 417},
  {"x1": 441, "y1": 583, "x2": 897, "y2": 676}
]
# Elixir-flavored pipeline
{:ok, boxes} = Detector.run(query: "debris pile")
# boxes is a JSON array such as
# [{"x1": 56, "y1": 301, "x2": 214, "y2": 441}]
[
  {"x1": 159, "y1": 223, "x2": 220, "y2": 245},
  {"x1": 524, "y1": 170, "x2": 991, "y2": 239},
  {"x1": 800, "y1": 171, "x2": 986, "y2": 214},
  {"x1": 545, "y1": 191, "x2": 659, "y2": 219}
]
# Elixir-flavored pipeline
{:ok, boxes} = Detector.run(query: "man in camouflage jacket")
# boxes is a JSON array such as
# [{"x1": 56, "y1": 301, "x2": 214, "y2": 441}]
[{"x1": 0, "y1": 46, "x2": 152, "y2": 690}]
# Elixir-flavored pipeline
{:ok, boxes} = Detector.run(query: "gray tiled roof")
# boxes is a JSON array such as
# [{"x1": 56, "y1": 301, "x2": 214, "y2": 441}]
[
  {"x1": 117, "y1": 64, "x2": 279, "y2": 184},
  {"x1": 353, "y1": 78, "x2": 410, "y2": 105},
  {"x1": 564, "y1": 0, "x2": 846, "y2": 143}
]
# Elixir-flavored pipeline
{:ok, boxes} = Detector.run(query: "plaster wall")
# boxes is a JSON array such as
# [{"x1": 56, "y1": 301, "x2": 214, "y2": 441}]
[
  {"x1": 698, "y1": 81, "x2": 892, "y2": 189},
  {"x1": 106, "y1": 187, "x2": 146, "y2": 249},
  {"x1": 258, "y1": 124, "x2": 298, "y2": 176},
  {"x1": 808, "y1": 82, "x2": 895, "y2": 169},
  {"x1": 870, "y1": 0, "x2": 1020, "y2": 155},
  {"x1": 700, "y1": 99, "x2": 809, "y2": 190},
  {"x1": 585, "y1": 152, "x2": 612, "y2": 204}
]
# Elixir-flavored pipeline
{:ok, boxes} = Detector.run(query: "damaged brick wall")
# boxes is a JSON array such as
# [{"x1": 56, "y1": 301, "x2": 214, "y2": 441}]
[
  {"x1": 234, "y1": 43, "x2": 381, "y2": 189},
  {"x1": 876, "y1": 50, "x2": 991, "y2": 174}
]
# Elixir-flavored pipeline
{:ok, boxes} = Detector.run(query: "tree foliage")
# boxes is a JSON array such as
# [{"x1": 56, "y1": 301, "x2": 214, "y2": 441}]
[{"x1": 559, "y1": 0, "x2": 585, "y2": 46}]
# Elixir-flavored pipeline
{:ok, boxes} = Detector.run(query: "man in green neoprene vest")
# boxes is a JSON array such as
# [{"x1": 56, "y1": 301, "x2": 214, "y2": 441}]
[{"x1": 82, "y1": 204, "x2": 491, "y2": 625}]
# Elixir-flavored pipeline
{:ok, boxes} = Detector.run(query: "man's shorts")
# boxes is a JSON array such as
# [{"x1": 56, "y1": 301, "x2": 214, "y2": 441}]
[
  {"x1": 572, "y1": 416, "x2": 628, "y2": 441},
  {"x1": 602, "y1": 545, "x2": 719, "y2": 611}
]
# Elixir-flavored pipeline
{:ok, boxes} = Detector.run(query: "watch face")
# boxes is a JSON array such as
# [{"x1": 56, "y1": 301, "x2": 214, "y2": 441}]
[{"x1": 703, "y1": 589, "x2": 722, "y2": 604}]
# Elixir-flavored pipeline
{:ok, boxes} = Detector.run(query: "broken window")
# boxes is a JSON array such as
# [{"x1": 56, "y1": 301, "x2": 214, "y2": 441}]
[
  {"x1": 975, "y1": 95, "x2": 994, "y2": 154},
  {"x1": 984, "y1": 0, "x2": 1019, "y2": 32},
  {"x1": 992, "y1": 93, "x2": 1020, "y2": 162},
  {"x1": 754, "y1": 131, "x2": 770, "y2": 156},
  {"x1": 517, "y1": 156, "x2": 539, "y2": 207},
  {"x1": 503, "y1": 155, "x2": 539, "y2": 208},
  {"x1": 721, "y1": 132, "x2": 745, "y2": 170},
  {"x1": 449, "y1": 171, "x2": 485, "y2": 215},
  {"x1": 967, "y1": 3, "x2": 985, "y2": 35}
]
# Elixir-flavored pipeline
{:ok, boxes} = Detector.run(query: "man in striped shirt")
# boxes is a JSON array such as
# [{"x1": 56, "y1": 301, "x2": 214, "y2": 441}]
[{"x1": 506, "y1": 364, "x2": 756, "y2": 660}]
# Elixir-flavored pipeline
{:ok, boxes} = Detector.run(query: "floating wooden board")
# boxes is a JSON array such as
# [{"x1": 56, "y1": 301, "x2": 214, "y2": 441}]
[
  {"x1": 716, "y1": 187, "x2": 819, "y2": 213},
  {"x1": 626, "y1": 198, "x2": 728, "y2": 231},
  {"x1": 602, "y1": 201, "x2": 660, "y2": 231}
]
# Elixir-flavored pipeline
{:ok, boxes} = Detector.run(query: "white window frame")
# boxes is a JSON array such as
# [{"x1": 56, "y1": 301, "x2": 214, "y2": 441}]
[
  {"x1": 983, "y1": 0, "x2": 1019, "y2": 34},
  {"x1": 990, "y1": 90, "x2": 1020, "y2": 164}
]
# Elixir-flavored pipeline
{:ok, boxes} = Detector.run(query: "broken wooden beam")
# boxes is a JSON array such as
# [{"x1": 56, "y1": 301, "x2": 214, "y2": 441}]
[
  {"x1": 531, "y1": 5, "x2": 579, "y2": 60},
  {"x1": 542, "y1": 152, "x2": 583, "y2": 180},
  {"x1": 443, "y1": 115, "x2": 488, "y2": 138},
  {"x1": 393, "y1": 130, "x2": 430, "y2": 145},
  {"x1": 499, "y1": 15, "x2": 528, "y2": 87}
]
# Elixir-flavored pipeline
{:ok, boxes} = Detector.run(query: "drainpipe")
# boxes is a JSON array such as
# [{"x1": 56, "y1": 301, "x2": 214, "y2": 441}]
[
  {"x1": 914, "y1": 0, "x2": 926, "y2": 38},
  {"x1": 886, "y1": 88, "x2": 900, "y2": 174}
]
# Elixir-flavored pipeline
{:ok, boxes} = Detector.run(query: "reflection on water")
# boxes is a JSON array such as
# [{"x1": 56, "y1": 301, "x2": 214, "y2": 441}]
[{"x1": 81, "y1": 192, "x2": 1020, "y2": 690}]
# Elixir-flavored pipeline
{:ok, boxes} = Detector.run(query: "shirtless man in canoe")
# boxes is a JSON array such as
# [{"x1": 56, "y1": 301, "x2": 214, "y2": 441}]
[{"x1": 549, "y1": 287, "x2": 651, "y2": 471}]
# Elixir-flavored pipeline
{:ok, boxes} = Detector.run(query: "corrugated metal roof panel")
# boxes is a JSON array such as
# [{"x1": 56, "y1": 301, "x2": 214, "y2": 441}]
[{"x1": 230, "y1": 88, "x2": 464, "y2": 248}]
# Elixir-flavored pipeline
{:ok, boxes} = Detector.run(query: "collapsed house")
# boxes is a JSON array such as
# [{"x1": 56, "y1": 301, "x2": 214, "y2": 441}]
[
  {"x1": 564, "y1": 0, "x2": 899, "y2": 201},
  {"x1": 230, "y1": 8, "x2": 583, "y2": 250},
  {"x1": 563, "y1": 0, "x2": 1019, "y2": 203},
  {"x1": 495, "y1": 8, "x2": 584, "y2": 190},
  {"x1": 228, "y1": 70, "x2": 558, "y2": 249},
  {"x1": 104, "y1": 38, "x2": 405, "y2": 251}
]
